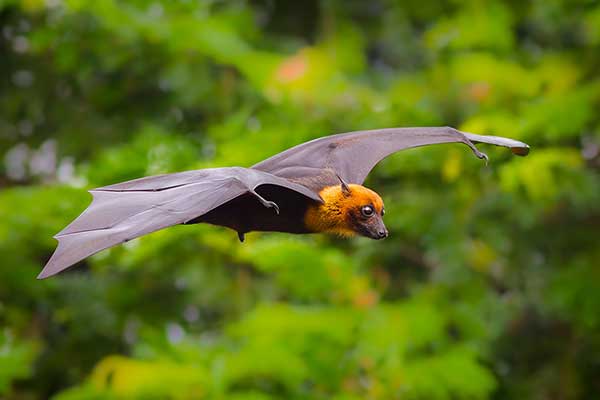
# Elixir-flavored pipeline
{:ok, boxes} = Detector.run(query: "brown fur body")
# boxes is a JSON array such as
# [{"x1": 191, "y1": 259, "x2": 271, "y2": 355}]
[{"x1": 196, "y1": 183, "x2": 386, "y2": 239}]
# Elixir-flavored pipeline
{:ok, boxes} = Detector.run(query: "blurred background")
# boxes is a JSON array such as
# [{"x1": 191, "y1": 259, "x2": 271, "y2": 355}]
[{"x1": 1, "y1": 0, "x2": 599, "y2": 399}]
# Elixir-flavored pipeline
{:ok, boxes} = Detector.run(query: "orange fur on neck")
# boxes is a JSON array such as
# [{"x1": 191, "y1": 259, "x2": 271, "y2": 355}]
[{"x1": 304, "y1": 184, "x2": 384, "y2": 236}]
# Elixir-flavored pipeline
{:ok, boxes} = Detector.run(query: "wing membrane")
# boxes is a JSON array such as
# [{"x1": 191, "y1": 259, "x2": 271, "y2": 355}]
[
  {"x1": 253, "y1": 127, "x2": 529, "y2": 185},
  {"x1": 39, "y1": 167, "x2": 320, "y2": 279}
]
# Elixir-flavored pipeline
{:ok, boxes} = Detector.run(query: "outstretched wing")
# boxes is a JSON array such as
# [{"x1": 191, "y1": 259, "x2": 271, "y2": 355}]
[
  {"x1": 252, "y1": 127, "x2": 529, "y2": 187},
  {"x1": 39, "y1": 167, "x2": 320, "y2": 279}
]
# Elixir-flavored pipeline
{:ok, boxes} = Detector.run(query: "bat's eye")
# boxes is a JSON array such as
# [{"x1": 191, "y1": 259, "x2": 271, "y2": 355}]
[
  {"x1": 361, "y1": 205, "x2": 374, "y2": 217},
  {"x1": 381, "y1": 208, "x2": 385, "y2": 216}
]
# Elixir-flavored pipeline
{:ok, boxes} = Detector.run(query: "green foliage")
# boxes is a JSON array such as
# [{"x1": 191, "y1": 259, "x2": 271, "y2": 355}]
[
  {"x1": 1, "y1": 0, "x2": 599, "y2": 399},
  {"x1": 0, "y1": 331, "x2": 37, "y2": 395}
]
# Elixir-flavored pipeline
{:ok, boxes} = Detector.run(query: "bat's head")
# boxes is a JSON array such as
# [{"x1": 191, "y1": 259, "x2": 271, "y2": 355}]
[
  {"x1": 342, "y1": 183, "x2": 388, "y2": 240},
  {"x1": 306, "y1": 182, "x2": 388, "y2": 240}
]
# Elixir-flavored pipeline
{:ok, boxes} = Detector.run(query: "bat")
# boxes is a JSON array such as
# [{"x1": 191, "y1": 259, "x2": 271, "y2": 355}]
[{"x1": 38, "y1": 127, "x2": 529, "y2": 279}]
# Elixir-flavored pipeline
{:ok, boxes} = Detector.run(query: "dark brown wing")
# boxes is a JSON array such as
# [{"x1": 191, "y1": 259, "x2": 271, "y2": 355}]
[
  {"x1": 39, "y1": 167, "x2": 321, "y2": 279},
  {"x1": 252, "y1": 127, "x2": 529, "y2": 188}
]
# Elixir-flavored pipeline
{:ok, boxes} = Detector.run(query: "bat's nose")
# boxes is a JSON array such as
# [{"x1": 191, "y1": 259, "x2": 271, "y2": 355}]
[{"x1": 365, "y1": 217, "x2": 388, "y2": 240}]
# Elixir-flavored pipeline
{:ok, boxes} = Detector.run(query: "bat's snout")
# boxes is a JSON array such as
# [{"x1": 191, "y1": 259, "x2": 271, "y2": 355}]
[
  {"x1": 370, "y1": 226, "x2": 388, "y2": 240},
  {"x1": 361, "y1": 217, "x2": 388, "y2": 240}
]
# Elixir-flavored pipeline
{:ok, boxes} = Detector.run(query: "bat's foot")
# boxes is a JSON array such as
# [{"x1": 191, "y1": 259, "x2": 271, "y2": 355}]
[{"x1": 238, "y1": 232, "x2": 245, "y2": 242}]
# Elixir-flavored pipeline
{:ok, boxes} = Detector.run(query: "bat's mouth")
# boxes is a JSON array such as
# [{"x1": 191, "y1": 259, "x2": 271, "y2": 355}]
[
  {"x1": 355, "y1": 220, "x2": 388, "y2": 240},
  {"x1": 369, "y1": 228, "x2": 389, "y2": 240}
]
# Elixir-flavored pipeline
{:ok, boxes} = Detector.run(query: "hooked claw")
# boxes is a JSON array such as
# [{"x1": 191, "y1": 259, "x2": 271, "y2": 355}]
[
  {"x1": 265, "y1": 200, "x2": 280, "y2": 215},
  {"x1": 252, "y1": 191, "x2": 280, "y2": 215}
]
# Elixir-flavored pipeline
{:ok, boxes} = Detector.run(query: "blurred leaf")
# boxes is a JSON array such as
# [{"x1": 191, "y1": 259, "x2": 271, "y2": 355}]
[{"x1": 0, "y1": 333, "x2": 37, "y2": 395}]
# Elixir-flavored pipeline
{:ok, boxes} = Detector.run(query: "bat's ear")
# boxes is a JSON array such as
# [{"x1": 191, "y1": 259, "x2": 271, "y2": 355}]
[{"x1": 337, "y1": 174, "x2": 351, "y2": 197}]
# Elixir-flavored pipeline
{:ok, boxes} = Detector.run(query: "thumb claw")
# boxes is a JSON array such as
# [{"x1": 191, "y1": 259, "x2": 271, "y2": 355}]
[
  {"x1": 481, "y1": 152, "x2": 489, "y2": 166},
  {"x1": 251, "y1": 190, "x2": 279, "y2": 214},
  {"x1": 268, "y1": 201, "x2": 280, "y2": 215}
]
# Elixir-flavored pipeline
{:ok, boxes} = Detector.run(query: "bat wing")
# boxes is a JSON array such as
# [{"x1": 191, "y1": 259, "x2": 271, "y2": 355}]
[
  {"x1": 39, "y1": 167, "x2": 321, "y2": 279},
  {"x1": 252, "y1": 127, "x2": 529, "y2": 187}
]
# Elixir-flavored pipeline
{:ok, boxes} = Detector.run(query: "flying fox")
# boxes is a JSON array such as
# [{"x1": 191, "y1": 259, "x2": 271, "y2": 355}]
[{"x1": 38, "y1": 127, "x2": 529, "y2": 279}]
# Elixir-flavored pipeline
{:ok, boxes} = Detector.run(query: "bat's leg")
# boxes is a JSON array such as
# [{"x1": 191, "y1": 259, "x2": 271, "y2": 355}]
[
  {"x1": 250, "y1": 190, "x2": 280, "y2": 215},
  {"x1": 238, "y1": 232, "x2": 245, "y2": 242}
]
